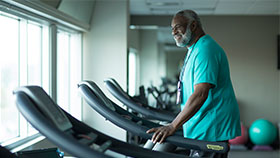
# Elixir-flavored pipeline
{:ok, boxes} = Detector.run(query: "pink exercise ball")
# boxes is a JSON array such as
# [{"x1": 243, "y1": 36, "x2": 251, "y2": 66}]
[{"x1": 229, "y1": 124, "x2": 248, "y2": 145}]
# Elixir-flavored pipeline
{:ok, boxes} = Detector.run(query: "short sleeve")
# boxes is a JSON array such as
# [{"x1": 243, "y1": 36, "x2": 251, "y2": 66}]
[{"x1": 193, "y1": 51, "x2": 219, "y2": 87}]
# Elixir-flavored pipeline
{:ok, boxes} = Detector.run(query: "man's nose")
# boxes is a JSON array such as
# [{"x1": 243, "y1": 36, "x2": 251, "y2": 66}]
[{"x1": 172, "y1": 29, "x2": 178, "y2": 36}]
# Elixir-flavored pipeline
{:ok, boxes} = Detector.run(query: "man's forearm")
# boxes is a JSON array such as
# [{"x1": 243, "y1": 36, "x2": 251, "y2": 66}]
[{"x1": 171, "y1": 85, "x2": 210, "y2": 129}]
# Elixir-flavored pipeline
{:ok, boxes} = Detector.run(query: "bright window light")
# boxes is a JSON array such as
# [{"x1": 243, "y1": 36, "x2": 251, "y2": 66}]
[
  {"x1": 0, "y1": 12, "x2": 50, "y2": 144},
  {"x1": 57, "y1": 30, "x2": 82, "y2": 120},
  {"x1": 27, "y1": 23, "x2": 42, "y2": 86},
  {"x1": 0, "y1": 13, "x2": 20, "y2": 143},
  {"x1": 0, "y1": 8, "x2": 82, "y2": 147},
  {"x1": 57, "y1": 32, "x2": 70, "y2": 111},
  {"x1": 128, "y1": 50, "x2": 137, "y2": 96}
]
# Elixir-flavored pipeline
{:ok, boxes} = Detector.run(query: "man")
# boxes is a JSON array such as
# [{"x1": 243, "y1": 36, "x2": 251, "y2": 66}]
[{"x1": 146, "y1": 10, "x2": 241, "y2": 157}]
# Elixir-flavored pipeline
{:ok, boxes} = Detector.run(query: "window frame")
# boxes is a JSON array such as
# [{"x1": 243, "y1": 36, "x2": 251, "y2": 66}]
[
  {"x1": 0, "y1": 1, "x2": 84, "y2": 150},
  {"x1": 0, "y1": 11, "x2": 50, "y2": 146},
  {"x1": 56, "y1": 29, "x2": 83, "y2": 120}
]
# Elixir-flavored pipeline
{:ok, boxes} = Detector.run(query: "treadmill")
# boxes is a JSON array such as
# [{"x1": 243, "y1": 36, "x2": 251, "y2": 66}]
[
  {"x1": 13, "y1": 86, "x2": 187, "y2": 158},
  {"x1": 78, "y1": 80, "x2": 229, "y2": 155},
  {"x1": 104, "y1": 78, "x2": 176, "y2": 122},
  {"x1": 0, "y1": 145, "x2": 17, "y2": 158}
]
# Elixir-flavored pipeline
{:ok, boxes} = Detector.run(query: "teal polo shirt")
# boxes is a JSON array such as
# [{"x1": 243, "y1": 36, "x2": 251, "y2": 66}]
[{"x1": 180, "y1": 35, "x2": 241, "y2": 141}]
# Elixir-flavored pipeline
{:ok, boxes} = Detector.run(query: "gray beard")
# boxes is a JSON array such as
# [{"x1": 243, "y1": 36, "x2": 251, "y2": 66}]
[{"x1": 176, "y1": 26, "x2": 193, "y2": 47}]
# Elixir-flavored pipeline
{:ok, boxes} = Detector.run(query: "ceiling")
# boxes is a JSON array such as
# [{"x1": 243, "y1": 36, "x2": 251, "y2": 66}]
[
  {"x1": 35, "y1": 0, "x2": 279, "y2": 49},
  {"x1": 130, "y1": 0, "x2": 279, "y2": 50},
  {"x1": 130, "y1": 0, "x2": 280, "y2": 16}
]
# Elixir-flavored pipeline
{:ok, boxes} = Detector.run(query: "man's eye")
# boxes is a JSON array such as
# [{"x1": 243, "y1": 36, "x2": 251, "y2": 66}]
[
  {"x1": 172, "y1": 25, "x2": 181, "y2": 31},
  {"x1": 176, "y1": 25, "x2": 183, "y2": 29}
]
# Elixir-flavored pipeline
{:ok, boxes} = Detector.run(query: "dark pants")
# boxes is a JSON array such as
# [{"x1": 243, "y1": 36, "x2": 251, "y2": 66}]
[{"x1": 189, "y1": 141, "x2": 229, "y2": 158}]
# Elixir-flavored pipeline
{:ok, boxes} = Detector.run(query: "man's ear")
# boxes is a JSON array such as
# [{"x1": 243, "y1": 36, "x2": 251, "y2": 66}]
[{"x1": 191, "y1": 21, "x2": 197, "y2": 32}]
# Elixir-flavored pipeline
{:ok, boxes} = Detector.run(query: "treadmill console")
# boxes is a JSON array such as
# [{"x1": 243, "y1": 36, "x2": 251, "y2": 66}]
[{"x1": 14, "y1": 86, "x2": 72, "y2": 131}]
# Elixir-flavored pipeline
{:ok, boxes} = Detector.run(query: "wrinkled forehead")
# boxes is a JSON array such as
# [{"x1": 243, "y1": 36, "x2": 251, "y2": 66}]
[{"x1": 171, "y1": 15, "x2": 189, "y2": 27}]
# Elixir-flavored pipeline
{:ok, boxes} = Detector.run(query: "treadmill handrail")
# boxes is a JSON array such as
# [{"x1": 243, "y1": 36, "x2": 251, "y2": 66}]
[
  {"x1": 13, "y1": 86, "x2": 73, "y2": 132},
  {"x1": 78, "y1": 81, "x2": 183, "y2": 136},
  {"x1": 104, "y1": 78, "x2": 176, "y2": 122},
  {"x1": 14, "y1": 86, "x2": 187, "y2": 158},
  {"x1": 14, "y1": 91, "x2": 110, "y2": 158},
  {"x1": 79, "y1": 81, "x2": 229, "y2": 154}
]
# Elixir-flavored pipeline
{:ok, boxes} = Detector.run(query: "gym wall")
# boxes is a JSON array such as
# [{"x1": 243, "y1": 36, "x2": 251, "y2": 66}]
[
  {"x1": 201, "y1": 16, "x2": 279, "y2": 126},
  {"x1": 83, "y1": 0, "x2": 129, "y2": 142},
  {"x1": 138, "y1": 30, "x2": 161, "y2": 88},
  {"x1": 132, "y1": 15, "x2": 279, "y2": 127}
]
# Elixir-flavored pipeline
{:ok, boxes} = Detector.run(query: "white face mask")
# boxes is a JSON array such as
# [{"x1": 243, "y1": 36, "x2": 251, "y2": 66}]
[{"x1": 175, "y1": 23, "x2": 193, "y2": 47}]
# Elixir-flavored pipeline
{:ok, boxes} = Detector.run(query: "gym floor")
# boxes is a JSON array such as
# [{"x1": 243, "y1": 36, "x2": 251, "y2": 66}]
[{"x1": 229, "y1": 150, "x2": 279, "y2": 158}]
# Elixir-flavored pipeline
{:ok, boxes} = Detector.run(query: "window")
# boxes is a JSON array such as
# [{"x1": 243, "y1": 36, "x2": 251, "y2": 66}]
[
  {"x1": 0, "y1": 12, "x2": 49, "y2": 143},
  {"x1": 0, "y1": 12, "x2": 20, "y2": 143},
  {"x1": 128, "y1": 48, "x2": 138, "y2": 96},
  {"x1": 57, "y1": 30, "x2": 82, "y2": 120},
  {"x1": 0, "y1": 2, "x2": 83, "y2": 148}
]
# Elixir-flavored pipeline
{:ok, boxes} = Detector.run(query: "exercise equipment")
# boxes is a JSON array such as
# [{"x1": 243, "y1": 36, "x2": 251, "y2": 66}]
[
  {"x1": 249, "y1": 119, "x2": 277, "y2": 145},
  {"x1": 229, "y1": 123, "x2": 248, "y2": 145},
  {"x1": 147, "y1": 85, "x2": 176, "y2": 110},
  {"x1": 0, "y1": 145, "x2": 17, "y2": 158},
  {"x1": 0, "y1": 145, "x2": 62, "y2": 158},
  {"x1": 104, "y1": 78, "x2": 177, "y2": 122},
  {"x1": 146, "y1": 78, "x2": 178, "y2": 112},
  {"x1": 13, "y1": 86, "x2": 187, "y2": 158},
  {"x1": 252, "y1": 145, "x2": 273, "y2": 151},
  {"x1": 78, "y1": 80, "x2": 229, "y2": 154},
  {"x1": 16, "y1": 148, "x2": 63, "y2": 158},
  {"x1": 132, "y1": 85, "x2": 148, "y2": 105}
]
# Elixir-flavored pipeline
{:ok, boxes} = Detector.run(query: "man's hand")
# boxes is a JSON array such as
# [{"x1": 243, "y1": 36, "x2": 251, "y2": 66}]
[
  {"x1": 146, "y1": 124, "x2": 176, "y2": 144},
  {"x1": 146, "y1": 83, "x2": 212, "y2": 144}
]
